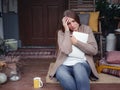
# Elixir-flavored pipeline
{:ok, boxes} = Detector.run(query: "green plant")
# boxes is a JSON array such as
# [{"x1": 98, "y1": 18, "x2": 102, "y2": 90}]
[{"x1": 95, "y1": 0, "x2": 120, "y2": 35}]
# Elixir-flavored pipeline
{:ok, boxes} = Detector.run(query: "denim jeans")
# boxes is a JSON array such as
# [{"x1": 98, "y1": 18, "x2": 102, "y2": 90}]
[{"x1": 55, "y1": 62, "x2": 91, "y2": 90}]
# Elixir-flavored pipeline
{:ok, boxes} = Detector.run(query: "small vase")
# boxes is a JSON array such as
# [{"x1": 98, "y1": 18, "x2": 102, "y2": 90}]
[{"x1": 106, "y1": 33, "x2": 116, "y2": 51}]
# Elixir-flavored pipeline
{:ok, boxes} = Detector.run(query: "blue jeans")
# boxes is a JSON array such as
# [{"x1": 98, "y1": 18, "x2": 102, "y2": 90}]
[{"x1": 55, "y1": 62, "x2": 91, "y2": 90}]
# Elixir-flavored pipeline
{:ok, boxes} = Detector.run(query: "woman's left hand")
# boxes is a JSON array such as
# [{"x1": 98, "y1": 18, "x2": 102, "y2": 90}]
[{"x1": 71, "y1": 36, "x2": 77, "y2": 45}]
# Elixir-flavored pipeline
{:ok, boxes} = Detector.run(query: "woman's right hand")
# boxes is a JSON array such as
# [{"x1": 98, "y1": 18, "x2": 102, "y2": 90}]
[
  {"x1": 71, "y1": 36, "x2": 78, "y2": 45},
  {"x1": 62, "y1": 17, "x2": 69, "y2": 31}
]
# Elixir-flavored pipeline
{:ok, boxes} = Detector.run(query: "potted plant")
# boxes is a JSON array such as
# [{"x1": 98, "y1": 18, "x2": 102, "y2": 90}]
[{"x1": 95, "y1": 0, "x2": 120, "y2": 36}]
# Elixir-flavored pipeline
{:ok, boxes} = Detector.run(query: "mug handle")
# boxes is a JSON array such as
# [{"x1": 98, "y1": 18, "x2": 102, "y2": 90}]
[{"x1": 40, "y1": 79, "x2": 43, "y2": 87}]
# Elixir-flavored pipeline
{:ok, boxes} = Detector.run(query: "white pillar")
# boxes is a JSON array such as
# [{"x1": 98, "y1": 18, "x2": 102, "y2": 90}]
[{"x1": 0, "y1": 18, "x2": 4, "y2": 39}]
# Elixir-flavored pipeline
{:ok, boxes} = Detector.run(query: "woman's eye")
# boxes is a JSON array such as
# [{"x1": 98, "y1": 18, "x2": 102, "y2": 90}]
[
  {"x1": 72, "y1": 20, "x2": 75, "y2": 22},
  {"x1": 67, "y1": 22, "x2": 70, "y2": 25}
]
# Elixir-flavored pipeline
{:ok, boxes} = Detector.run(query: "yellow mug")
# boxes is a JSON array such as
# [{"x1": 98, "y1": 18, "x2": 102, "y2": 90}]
[{"x1": 33, "y1": 77, "x2": 43, "y2": 88}]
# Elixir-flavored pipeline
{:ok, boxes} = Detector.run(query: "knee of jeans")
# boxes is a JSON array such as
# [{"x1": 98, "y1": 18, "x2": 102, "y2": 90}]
[
  {"x1": 74, "y1": 63, "x2": 84, "y2": 68},
  {"x1": 56, "y1": 66, "x2": 64, "y2": 77},
  {"x1": 74, "y1": 62, "x2": 91, "y2": 75},
  {"x1": 75, "y1": 62, "x2": 89, "y2": 68},
  {"x1": 74, "y1": 63, "x2": 88, "y2": 72}
]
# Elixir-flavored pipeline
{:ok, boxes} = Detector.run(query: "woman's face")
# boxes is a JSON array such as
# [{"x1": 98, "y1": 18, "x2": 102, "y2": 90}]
[{"x1": 67, "y1": 17, "x2": 79, "y2": 31}]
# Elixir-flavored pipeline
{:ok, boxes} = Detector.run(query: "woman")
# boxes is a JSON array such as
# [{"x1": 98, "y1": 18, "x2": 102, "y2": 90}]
[{"x1": 49, "y1": 10, "x2": 99, "y2": 90}]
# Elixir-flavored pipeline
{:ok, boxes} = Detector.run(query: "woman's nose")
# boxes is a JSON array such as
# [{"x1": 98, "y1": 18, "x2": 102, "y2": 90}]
[{"x1": 70, "y1": 22, "x2": 74, "y2": 27}]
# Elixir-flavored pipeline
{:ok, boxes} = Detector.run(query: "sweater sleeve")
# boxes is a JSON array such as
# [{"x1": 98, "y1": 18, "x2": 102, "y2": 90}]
[{"x1": 57, "y1": 30, "x2": 72, "y2": 55}]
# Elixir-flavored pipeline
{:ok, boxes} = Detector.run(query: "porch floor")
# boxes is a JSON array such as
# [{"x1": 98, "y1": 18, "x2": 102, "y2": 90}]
[{"x1": 0, "y1": 47, "x2": 120, "y2": 90}]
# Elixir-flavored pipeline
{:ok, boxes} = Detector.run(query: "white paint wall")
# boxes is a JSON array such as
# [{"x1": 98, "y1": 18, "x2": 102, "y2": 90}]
[
  {"x1": 0, "y1": 0, "x2": 3, "y2": 39},
  {"x1": 0, "y1": 18, "x2": 3, "y2": 39}
]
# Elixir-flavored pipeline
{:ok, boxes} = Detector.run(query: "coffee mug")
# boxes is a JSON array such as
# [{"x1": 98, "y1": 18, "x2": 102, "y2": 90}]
[{"x1": 33, "y1": 77, "x2": 43, "y2": 88}]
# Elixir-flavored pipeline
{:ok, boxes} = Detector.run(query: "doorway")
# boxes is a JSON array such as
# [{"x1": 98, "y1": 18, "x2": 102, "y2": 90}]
[{"x1": 18, "y1": 0, "x2": 68, "y2": 46}]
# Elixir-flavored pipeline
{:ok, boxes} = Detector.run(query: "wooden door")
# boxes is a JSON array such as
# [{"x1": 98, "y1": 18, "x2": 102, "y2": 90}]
[{"x1": 18, "y1": 0, "x2": 67, "y2": 46}]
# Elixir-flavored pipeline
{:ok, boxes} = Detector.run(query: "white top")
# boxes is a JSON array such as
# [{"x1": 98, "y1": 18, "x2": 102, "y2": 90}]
[{"x1": 63, "y1": 56, "x2": 86, "y2": 66}]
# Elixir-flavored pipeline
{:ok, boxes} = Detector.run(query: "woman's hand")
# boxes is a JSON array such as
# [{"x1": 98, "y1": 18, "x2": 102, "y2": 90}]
[
  {"x1": 71, "y1": 36, "x2": 78, "y2": 45},
  {"x1": 62, "y1": 17, "x2": 69, "y2": 31}
]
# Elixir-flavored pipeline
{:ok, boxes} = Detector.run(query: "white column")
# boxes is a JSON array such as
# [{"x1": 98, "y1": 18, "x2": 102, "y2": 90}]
[
  {"x1": 0, "y1": 17, "x2": 4, "y2": 39},
  {"x1": 0, "y1": 0, "x2": 3, "y2": 39}
]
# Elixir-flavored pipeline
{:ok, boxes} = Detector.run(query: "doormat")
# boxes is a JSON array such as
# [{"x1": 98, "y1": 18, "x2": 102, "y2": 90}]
[{"x1": 6, "y1": 48, "x2": 56, "y2": 59}]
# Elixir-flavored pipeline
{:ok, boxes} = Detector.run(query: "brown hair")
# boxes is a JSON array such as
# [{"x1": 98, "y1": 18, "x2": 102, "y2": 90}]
[{"x1": 62, "y1": 10, "x2": 81, "y2": 32}]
